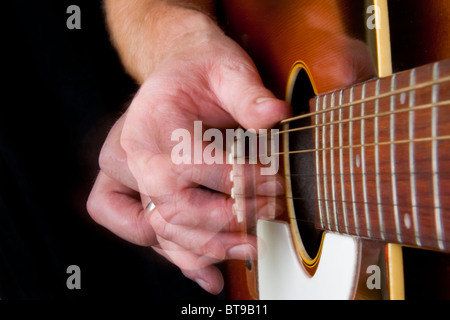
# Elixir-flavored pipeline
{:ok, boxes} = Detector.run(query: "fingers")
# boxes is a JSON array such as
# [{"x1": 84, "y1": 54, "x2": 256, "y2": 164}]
[
  {"x1": 210, "y1": 51, "x2": 292, "y2": 130},
  {"x1": 155, "y1": 187, "x2": 284, "y2": 232},
  {"x1": 119, "y1": 127, "x2": 286, "y2": 199},
  {"x1": 98, "y1": 112, "x2": 139, "y2": 191},
  {"x1": 120, "y1": 133, "x2": 286, "y2": 201},
  {"x1": 172, "y1": 159, "x2": 285, "y2": 196},
  {"x1": 103, "y1": 119, "x2": 286, "y2": 200},
  {"x1": 181, "y1": 266, "x2": 224, "y2": 295},
  {"x1": 86, "y1": 170, "x2": 157, "y2": 246},
  {"x1": 153, "y1": 244, "x2": 225, "y2": 295},
  {"x1": 151, "y1": 207, "x2": 257, "y2": 261},
  {"x1": 151, "y1": 217, "x2": 255, "y2": 296},
  {"x1": 90, "y1": 37, "x2": 292, "y2": 296}
]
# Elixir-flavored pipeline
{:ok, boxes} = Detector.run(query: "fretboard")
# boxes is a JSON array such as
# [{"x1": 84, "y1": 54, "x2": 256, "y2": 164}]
[{"x1": 312, "y1": 59, "x2": 450, "y2": 252}]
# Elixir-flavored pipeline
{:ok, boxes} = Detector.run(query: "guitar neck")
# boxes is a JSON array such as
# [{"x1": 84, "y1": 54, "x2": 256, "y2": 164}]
[{"x1": 313, "y1": 59, "x2": 450, "y2": 252}]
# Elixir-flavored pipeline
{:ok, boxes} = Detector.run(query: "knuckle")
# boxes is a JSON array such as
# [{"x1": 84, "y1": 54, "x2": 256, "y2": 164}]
[
  {"x1": 86, "y1": 192, "x2": 99, "y2": 221},
  {"x1": 97, "y1": 147, "x2": 110, "y2": 171},
  {"x1": 118, "y1": 130, "x2": 134, "y2": 153},
  {"x1": 179, "y1": 259, "x2": 204, "y2": 272},
  {"x1": 208, "y1": 199, "x2": 235, "y2": 232},
  {"x1": 217, "y1": 56, "x2": 255, "y2": 77},
  {"x1": 201, "y1": 238, "x2": 226, "y2": 261},
  {"x1": 98, "y1": 148, "x2": 119, "y2": 181},
  {"x1": 158, "y1": 194, "x2": 185, "y2": 225},
  {"x1": 86, "y1": 183, "x2": 105, "y2": 226},
  {"x1": 150, "y1": 210, "x2": 168, "y2": 236}
]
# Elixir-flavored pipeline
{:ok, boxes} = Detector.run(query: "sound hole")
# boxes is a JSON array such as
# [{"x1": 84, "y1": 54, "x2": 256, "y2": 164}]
[{"x1": 288, "y1": 68, "x2": 323, "y2": 260}]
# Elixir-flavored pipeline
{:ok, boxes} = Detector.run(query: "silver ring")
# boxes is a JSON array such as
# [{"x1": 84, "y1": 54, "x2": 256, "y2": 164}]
[{"x1": 145, "y1": 200, "x2": 156, "y2": 212}]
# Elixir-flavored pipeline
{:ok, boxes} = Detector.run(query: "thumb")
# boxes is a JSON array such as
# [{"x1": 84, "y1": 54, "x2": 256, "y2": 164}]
[{"x1": 211, "y1": 58, "x2": 292, "y2": 130}]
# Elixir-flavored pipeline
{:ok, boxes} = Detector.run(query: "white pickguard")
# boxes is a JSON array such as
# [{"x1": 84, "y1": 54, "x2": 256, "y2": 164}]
[{"x1": 257, "y1": 220, "x2": 360, "y2": 300}]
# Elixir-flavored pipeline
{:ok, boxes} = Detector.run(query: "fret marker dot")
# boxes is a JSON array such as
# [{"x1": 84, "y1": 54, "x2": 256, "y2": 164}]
[
  {"x1": 356, "y1": 154, "x2": 361, "y2": 168},
  {"x1": 404, "y1": 213, "x2": 412, "y2": 230}
]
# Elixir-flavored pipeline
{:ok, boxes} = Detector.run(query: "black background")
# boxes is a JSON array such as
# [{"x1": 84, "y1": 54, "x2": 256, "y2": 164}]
[{"x1": 0, "y1": 0, "x2": 216, "y2": 300}]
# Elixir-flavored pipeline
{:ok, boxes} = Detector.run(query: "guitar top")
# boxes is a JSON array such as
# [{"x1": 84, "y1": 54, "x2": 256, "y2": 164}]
[{"x1": 220, "y1": 0, "x2": 450, "y2": 95}]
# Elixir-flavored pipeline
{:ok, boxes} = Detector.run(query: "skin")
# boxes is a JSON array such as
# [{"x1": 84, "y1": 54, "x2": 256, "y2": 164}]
[{"x1": 87, "y1": 0, "x2": 291, "y2": 294}]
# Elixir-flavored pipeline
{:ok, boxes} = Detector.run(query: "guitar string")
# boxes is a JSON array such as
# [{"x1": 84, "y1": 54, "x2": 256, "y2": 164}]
[
  {"x1": 230, "y1": 74, "x2": 450, "y2": 244},
  {"x1": 279, "y1": 75, "x2": 450, "y2": 125},
  {"x1": 233, "y1": 200, "x2": 449, "y2": 244},
  {"x1": 232, "y1": 192, "x2": 450, "y2": 243},
  {"x1": 232, "y1": 134, "x2": 450, "y2": 206},
  {"x1": 224, "y1": 77, "x2": 449, "y2": 149},
  {"x1": 251, "y1": 76, "x2": 450, "y2": 140},
  {"x1": 279, "y1": 171, "x2": 449, "y2": 177},
  {"x1": 232, "y1": 193, "x2": 450, "y2": 211},
  {"x1": 232, "y1": 135, "x2": 450, "y2": 206},
  {"x1": 275, "y1": 135, "x2": 450, "y2": 156},
  {"x1": 234, "y1": 215, "x2": 447, "y2": 244},
  {"x1": 233, "y1": 169, "x2": 449, "y2": 178},
  {"x1": 275, "y1": 99, "x2": 450, "y2": 136},
  {"x1": 234, "y1": 134, "x2": 450, "y2": 157},
  {"x1": 274, "y1": 215, "x2": 448, "y2": 243}
]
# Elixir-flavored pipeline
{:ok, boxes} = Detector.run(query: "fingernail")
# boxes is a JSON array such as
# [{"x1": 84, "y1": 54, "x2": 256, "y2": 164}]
[
  {"x1": 256, "y1": 180, "x2": 284, "y2": 196},
  {"x1": 195, "y1": 278, "x2": 212, "y2": 293},
  {"x1": 258, "y1": 202, "x2": 283, "y2": 220},
  {"x1": 256, "y1": 97, "x2": 276, "y2": 104},
  {"x1": 227, "y1": 244, "x2": 256, "y2": 260}
]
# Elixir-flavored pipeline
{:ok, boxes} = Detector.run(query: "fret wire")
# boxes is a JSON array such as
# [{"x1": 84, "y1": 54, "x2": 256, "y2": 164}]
[
  {"x1": 273, "y1": 135, "x2": 450, "y2": 156},
  {"x1": 233, "y1": 193, "x2": 450, "y2": 211},
  {"x1": 390, "y1": 74, "x2": 402, "y2": 244},
  {"x1": 233, "y1": 186, "x2": 450, "y2": 240},
  {"x1": 280, "y1": 75, "x2": 450, "y2": 125},
  {"x1": 288, "y1": 216, "x2": 449, "y2": 243},
  {"x1": 292, "y1": 218, "x2": 446, "y2": 241},
  {"x1": 361, "y1": 83, "x2": 371, "y2": 238},
  {"x1": 263, "y1": 206, "x2": 448, "y2": 243},
  {"x1": 275, "y1": 99, "x2": 450, "y2": 136},
  {"x1": 432, "y1": 63, "x2": 445, "y2": 250},
  {"x1": 374, "y1": 79, "x2": 386, "y2": 240},
  {"x1": 338, "y1": 89, "x2": 349, "y2": 234},
  {"x1": 277, "y1": 170, "x2": 449, "y2": 177},
  {"x1": 228, "y1": 171, "x2": 450, "y2": 182},
  {"x1": 315, "y1": 96, "x2": 325, "y2": 229},
  {"x1": 330, "y1": 92, "x2": 339, "y2": 232},
  {"x1": 409, "y1": 69, "x2": 422, "y2": 247},
  {"x1": 322, "y1": 95, "x2": 332, "y2": 231},
  {"x1": 349, "y1": 88, "x2": 360, "y2": 236}
]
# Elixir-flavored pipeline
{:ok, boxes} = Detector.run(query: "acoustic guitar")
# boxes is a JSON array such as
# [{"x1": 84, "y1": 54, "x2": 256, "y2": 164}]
[{"x1": 221, "y1": 0, "x2": 450, "y2": 300}]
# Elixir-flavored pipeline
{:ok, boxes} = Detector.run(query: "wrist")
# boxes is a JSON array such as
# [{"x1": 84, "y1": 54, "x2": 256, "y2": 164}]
[
  {"x1": 152, "y1": 10, "x2": 223, "y2": 65},
  {"x1": 106, "y1": 0, "x2": 222, "y2": 83},
  {"x1": 146, "y1": 4, "x2": 224, "y2": 78}
]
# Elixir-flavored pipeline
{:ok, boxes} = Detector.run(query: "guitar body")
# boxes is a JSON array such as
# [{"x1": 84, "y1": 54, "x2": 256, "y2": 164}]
[{"x1": 222, "y1": 0, "x2": 450, "y2": 300}]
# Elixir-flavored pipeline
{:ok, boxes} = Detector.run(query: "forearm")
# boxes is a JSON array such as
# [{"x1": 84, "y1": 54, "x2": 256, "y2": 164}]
[{"x1": 104, "y1": 0, "x2": 220, "y2": 84}]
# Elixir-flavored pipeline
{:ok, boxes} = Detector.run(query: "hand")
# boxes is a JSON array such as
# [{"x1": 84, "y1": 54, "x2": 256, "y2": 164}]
[{"x1": 87, "y1": 30, "x2": 291, "y2": 294}]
